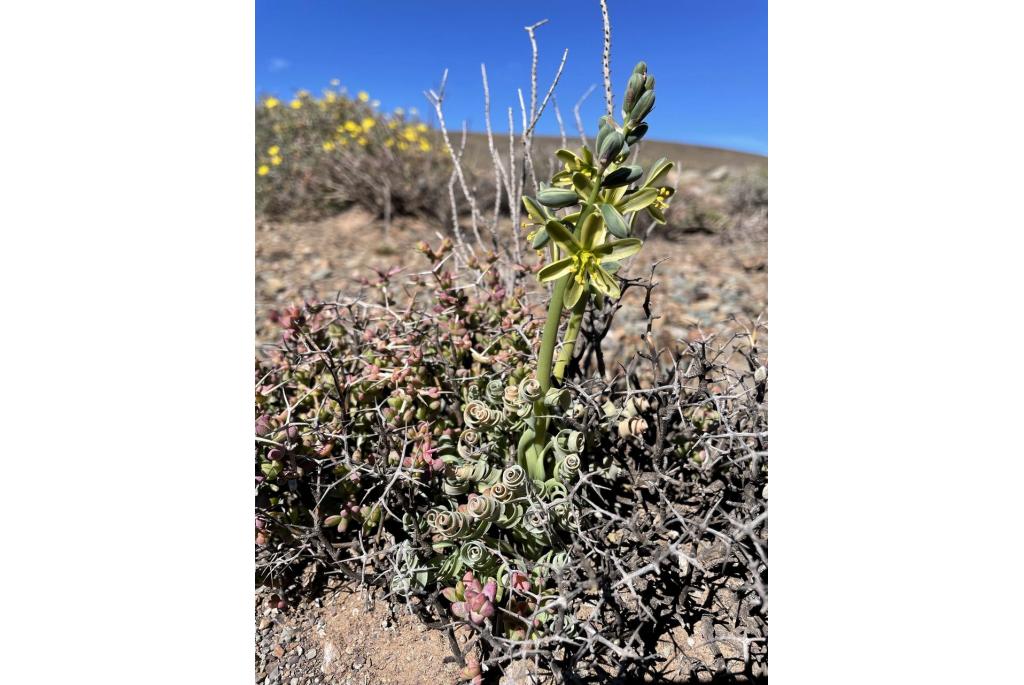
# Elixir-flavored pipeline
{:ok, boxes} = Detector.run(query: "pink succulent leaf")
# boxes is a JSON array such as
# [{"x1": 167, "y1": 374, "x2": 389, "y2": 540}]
[
  {"x1": 450, "y1": 601, "x2": 468, "y2": 619},
  {"x1": 477, "y1": 600, "x2": 495, "y2": 619},
  {"x1": 482, "y1": 580, "x2": 497, "y2": 602},
  {"x1": 441, "y1": 587, "x2": 459, "y2": 602}
]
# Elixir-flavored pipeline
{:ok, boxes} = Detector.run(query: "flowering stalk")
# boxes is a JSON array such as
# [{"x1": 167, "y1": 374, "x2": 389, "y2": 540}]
[{"x1": 521, "y1": 61, "x2": 674, "y2": 475}]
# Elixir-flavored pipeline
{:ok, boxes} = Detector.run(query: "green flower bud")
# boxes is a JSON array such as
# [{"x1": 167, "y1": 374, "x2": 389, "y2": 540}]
[
  {"x1": 536, "y1": 187, "x2": 579, "y2": 209},
  {"x1": 629, "y1": 91, "x2": 655, "y2": 126},
  {"x1": 601, "y1": 165, "x2": 644, "y2": 188},
  {"x1": 598, "y1": 131, "x2": 625, "y2": 166}
]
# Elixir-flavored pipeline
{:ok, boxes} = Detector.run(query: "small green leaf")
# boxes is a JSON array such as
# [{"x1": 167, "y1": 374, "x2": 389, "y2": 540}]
[
  {"x1": 617, "y1": 188, "x2": 659, "y2": 214},
  {"x1": 599, "y1": 203, "x2": 629, "y2": 238}
]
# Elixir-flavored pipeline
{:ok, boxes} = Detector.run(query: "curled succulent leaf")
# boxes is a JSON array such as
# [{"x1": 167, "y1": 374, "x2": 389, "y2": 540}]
[
  {"x1": 433, "y1": 509, "x2": 469, "y2": 539},
  {"x1": 466, "y1": 493, "x2": 501, "y2": 523},
  {"x1": 457, "y1": 429, "x2": 482, "y2": 459},
  {"x1": 501, "y1": 465, "x2": 528, "y2": 495},
  {"x1": 617, "y1": 416, "x2": 649, "y2": 438},
  {"x1": 460, "y1": 540, "x2": 497, "y2": 573},
  {"x1": 553, "y1": 429, "x2": 584, "y2": 456},
  {"x1": 463, "y1": 400, "x2": 499, "y2": 430},
  {"x1": 489, "y1": 481, "x2": 514, "y2": 503},
  {"x1": 485, "y1": 379, "x2": 505, "y2": 404},
  {"x1": 518, "y1": 376, "x2": 542, "y2": 403},
  {"x1": 543, "y1": 387, "x2": 570, "y2": 411},
  {"x1": 523, "y1": 504, "x2": 550, "y2": 535},
  {"x1": 555, "y1": 453, "x2": 581, "y2": 482}
]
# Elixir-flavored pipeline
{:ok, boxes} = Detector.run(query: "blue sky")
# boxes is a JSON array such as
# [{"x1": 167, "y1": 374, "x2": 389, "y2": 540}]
[{"x1": 256, "y1": 1, "x2": 767, "y2": 155}]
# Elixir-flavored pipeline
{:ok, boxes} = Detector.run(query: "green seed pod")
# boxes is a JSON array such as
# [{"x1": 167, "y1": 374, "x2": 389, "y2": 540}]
[
  {"x1": 324, "y1": 515, "x2": 343, "y2": 528},
  {"x1": 536, "y1": 187, "x2": 579, "y2": 209},
  {"x1": 598, "y1": 130, "x2": 625, "y2": 166},
  {"x1": 601, "y1": 165, "x2": 644, "y2": 188}
]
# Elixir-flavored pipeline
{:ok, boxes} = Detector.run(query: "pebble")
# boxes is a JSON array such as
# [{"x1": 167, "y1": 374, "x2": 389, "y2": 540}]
[{"x1": 306, "y1": 648, "x2": 317, "y2": 660}]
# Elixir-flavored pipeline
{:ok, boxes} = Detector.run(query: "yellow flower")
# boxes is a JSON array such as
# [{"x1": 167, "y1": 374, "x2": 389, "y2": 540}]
[
  {"x1": 271, "y1": 156, "x2": 282, "y2": 166},
  {"x1": 416, "y1": 123, "x2": 428, "y2": 133},
  {"x1": 418, "y1": 139, "x2": 431, "y2": 152},
  {"x1": 361, "y1": 117, "x2": 376, "y2": 129},
  {"x1": 297, "y1": 89, "x2": 310, "y2": 98},
  {"x1": 398, "y1": 141, "x2": 409, "y2": 151},
  {"x1": 384, "y1": 139, "x2": 394, "y2": 148},
  {"x1": 343, "y1": 120, "x2": 361, "y2": 134},
  {"x1": 257, "y1": 165, "x2": 270, "y2": 176},
  {"x1": 290, "y1": 99, "x2": 302, "y2": 109},
  {"x1": 338, "y1": 137, "x2": 348, "y2": 146},
  {"x1": 325, "y1": 92, "x2": 337, "y2": 103},
  {"x1": 357, "y1": 137, "x2": 368, "y2": 146},
  {"x1": 264, "y1": 97, "x2": 279, "y2": 109},
  {"x1": 357, "y1": 91, "x2": 369, "y2": 102},
  {"x1": 402, "y1": 128, "x2": 418, "y2": 142},
  {"x1": 387, "y1": 121, "x2": 398, "y2": 129},
  {"x1": 267, "y1": 146, "x2": 280, "y2": 156},
  {"x1": 322, "y1": 141, "x2": 335, "y2": 151}
]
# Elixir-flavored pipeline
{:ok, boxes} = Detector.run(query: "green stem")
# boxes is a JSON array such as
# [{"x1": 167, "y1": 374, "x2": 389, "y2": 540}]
[
  {"x1": 552, "y1": 290, "x2": 588, "y2": 382},
  {"x1": 530, "y1": 162, "x2": 608, "y2": 458}
]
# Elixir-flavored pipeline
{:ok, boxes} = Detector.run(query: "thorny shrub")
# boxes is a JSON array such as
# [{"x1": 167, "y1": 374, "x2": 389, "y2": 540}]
[{"x1": 256, "y1": 85, "x2": 454, "y2": 221}]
